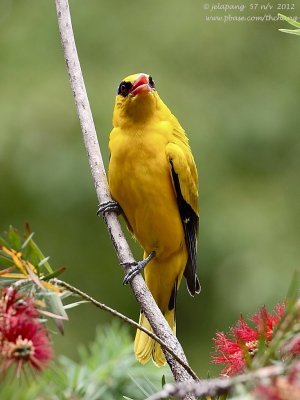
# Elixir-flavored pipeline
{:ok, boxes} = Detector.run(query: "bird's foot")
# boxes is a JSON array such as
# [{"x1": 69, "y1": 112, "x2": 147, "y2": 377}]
[
  {"x1": 97, "y1": 200, "x2": 121, "y2": 216},
  {"x1": 122, "y1": 251, "x2": 156, "y2": 285}
]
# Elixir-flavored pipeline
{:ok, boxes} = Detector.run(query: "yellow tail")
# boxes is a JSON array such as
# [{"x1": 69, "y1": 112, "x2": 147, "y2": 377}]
[{"x1": 134, "y1": 309, "x2": 176, "y2": 367}]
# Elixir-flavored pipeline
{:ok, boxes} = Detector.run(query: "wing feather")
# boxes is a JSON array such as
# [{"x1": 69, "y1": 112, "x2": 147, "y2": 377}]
[{"x1": 166, "y1": 142, "x2": 201, "y2": 296}]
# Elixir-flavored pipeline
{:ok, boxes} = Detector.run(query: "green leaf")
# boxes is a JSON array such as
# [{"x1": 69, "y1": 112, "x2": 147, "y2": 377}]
[
  {"x1": 278, "y1": 28, "x2": 300, "y2": 36},
  {"x1": 7, "y1": 225, "x2": 22, "y2": 249},
  {"x1": 0, "y1": 225, "x2": 55, "y2": 277},
  {"x1": 63, "y1": 300, "x2": 89, "y2": 310},
  {"x1": 44, "y1": 292, "x2": 68, "y2": 334},
  {"x1": 43, "y1": 266, "x2": 66, "y2": 280},
  {"x1": 286, "y1": 271, "x2": 299, "y2": 312},
  {"x1": 278, "y1": 13, "x2": 300, "y2": 28},
  {"x1": 21, "y1": 232, "x2": 35, "y2": 250},
  {"x1": 39, "y1": 309, "x2": 69, "y2": 320},
  {"x1": 27, "y1": 237, "x2": 53, "y2": 274},
  {"x1": 45, "y1": 292, "x2": 68, "y2": 318},
  {"x1": 0, "y1": 253, "x2": 13, "y2": 268},
  {"x1": 38, "y1": 256, "x2": 50, "y2": 268},
  {"x1": 161, "y1": 374, "x2": 166, "y2": 388},
  {"x1": 0, "y1": 235, "x2": 10, "y2": 248}
]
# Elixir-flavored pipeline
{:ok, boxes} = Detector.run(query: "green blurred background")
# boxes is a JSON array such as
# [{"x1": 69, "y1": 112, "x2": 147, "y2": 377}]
[{"x1": 0, "y1": 0, "x2": 299, "y2": 377}]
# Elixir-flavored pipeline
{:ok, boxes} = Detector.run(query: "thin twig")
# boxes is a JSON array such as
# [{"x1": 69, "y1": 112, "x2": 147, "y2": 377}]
[
  {"x1": 51, "y1": 278, "x2": 198, "y2": 381},
  {"x1": 54, "y1": 0, "x2": 198, "y2": 390},
  {"x1": 12, "y1": 278, "x2": 32, "y2": 288},
  {"x1": 147, "y1": 364, "x2": 285, "y2": 400}
]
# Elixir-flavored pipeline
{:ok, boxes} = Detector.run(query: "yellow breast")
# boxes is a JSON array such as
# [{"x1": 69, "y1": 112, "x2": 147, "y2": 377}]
[{"x1": 108, "y1": 123, "x2": 185, "y2": 258}]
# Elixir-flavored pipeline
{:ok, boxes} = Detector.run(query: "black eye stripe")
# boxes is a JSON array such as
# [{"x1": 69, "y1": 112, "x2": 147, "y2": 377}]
[
  {"x1": 117, "y1": 75, "x2": 155, "y2": 96},
  {"x1": 148, "y1": 76, "x2": 155, "y2": 88},
  {"x1": 117, "y1": 81, "x2": 133, "y2": 97}
]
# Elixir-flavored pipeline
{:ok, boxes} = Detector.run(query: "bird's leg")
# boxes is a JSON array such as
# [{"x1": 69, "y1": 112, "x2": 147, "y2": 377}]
[
  {"x1": 122, "y1": 251, "x2": 156, "y2": 285},
  {"x1": 97, "y1": 200, "x2": 121, "y2": 216}
]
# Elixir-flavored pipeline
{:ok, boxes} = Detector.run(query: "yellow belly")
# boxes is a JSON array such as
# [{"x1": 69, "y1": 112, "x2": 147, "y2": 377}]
[{"x1": 109, "y1": 127, "x2": 185, "y2": 260}]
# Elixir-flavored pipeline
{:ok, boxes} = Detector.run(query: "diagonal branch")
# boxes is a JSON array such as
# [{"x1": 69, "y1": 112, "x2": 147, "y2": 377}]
[
  {"x1": 147, "y1": 364, "x2": 285, "y2": 400},
  {"x1": 52, "y1": 278, "x2": 198, "y2": 380},
  {"x1": 54, "y1": 0, "x2": 198, "y2": 390}
]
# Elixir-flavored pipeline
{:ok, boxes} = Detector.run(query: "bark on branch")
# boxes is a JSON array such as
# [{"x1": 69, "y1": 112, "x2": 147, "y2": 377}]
[
  {"x1": 147, "y1": 364, "x2": 285, "y2": 400},
  {"x1": 54, "y1": 0, "x2": 198, "y2": 392}
]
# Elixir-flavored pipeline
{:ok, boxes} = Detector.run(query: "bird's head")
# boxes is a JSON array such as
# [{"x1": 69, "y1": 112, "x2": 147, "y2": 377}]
[{"x1": 113, "y1": 73, "x2": 158, "y2": 127}]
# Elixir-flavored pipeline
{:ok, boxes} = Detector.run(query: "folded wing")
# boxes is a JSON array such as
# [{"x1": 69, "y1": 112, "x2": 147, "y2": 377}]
[{"x1": 166, "y1": 141, "x2": 201, "y2": 296}]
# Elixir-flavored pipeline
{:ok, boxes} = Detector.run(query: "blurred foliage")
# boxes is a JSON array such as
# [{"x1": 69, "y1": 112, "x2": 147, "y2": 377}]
[
  {"x1": 0, "y1": 322, "x2": 169, "y2": 400},
  {"x1": 0, "y1": 0, "x2": 300, "y2": 380}
]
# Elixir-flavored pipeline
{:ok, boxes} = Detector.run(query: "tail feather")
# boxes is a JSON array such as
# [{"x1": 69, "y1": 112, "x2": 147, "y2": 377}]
[
  {"x1": 152, "y1": 340, "x2": 166, "y2": 367},
  {"x1": 165, "y1": 309, "x2": 176, "y2": 335},
  {"x1": 134, "y1": 313, "x2": 153, "y2": 364},
  {"x1": 134, "y1": 309, "x2": 176, "y2": 367}
]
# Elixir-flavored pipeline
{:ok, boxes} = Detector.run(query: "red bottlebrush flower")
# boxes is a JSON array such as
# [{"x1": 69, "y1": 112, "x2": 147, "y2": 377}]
[
  {"x1": 251, "y1": 304, "x2": 285, "y2": 341},
  {"x1": 0, "y1": 287, "x2": 34, "y2": 315},
  {"x1": 0, "y1": 287, "x2": 52, "y2": 376},
  {"x1": 212, "y1": 332, "x2": 245, "y2": 376},
  {"x1": 212, "y1": 303, "x2": 286, "y2": 376}
]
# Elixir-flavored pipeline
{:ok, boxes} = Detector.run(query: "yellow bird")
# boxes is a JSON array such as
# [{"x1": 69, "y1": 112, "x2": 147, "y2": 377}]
[{"x1": 101, "y1": 73, "x2": 200, "y2": 367}]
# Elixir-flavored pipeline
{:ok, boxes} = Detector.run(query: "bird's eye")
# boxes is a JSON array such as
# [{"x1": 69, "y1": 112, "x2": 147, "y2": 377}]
[
  {"x1": 117, "y1": 81, "x2": 133, "y2": 97},
  {"x1": 148, "y1": 76, "x2": 155, "y2": 88}
]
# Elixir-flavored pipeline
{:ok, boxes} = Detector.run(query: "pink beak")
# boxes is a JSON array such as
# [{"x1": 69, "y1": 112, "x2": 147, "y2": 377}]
[{"x1": 130, "y1": 74, "x2": 151, "y2": 96}]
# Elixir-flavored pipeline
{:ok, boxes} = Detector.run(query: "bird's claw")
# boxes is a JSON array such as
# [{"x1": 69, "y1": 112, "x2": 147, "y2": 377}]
[
  {"x1": 122, "y1": 261, "x2": 140, "y2": 285},
  {"x1": 97, "y1": 200, "x2": 120, "y2": 216},
  {"x1": 122, "y1": 251, "x2": 156, "y2": 285}
]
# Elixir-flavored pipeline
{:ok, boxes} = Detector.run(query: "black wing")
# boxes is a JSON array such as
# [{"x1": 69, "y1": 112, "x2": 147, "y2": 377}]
[{"x1": 170, "y1": 161, "x2": 201, "y2": 296}]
